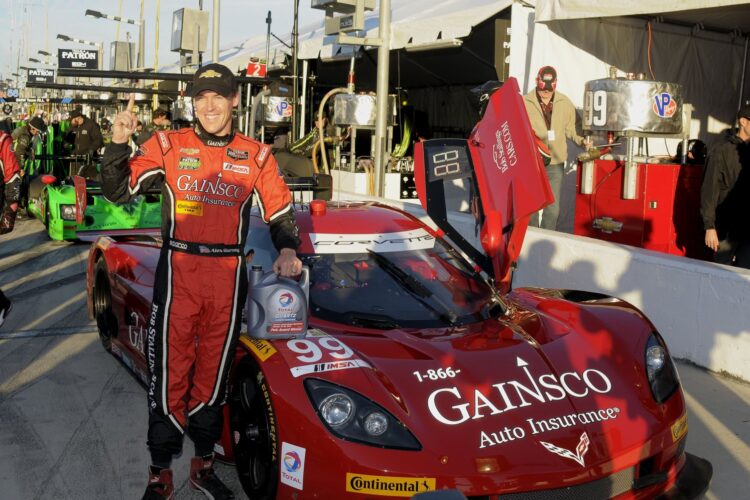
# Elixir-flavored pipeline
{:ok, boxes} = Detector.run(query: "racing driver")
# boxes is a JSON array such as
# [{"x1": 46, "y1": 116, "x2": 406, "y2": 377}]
[
  {"x1": 102, "y1": 63, "x2": 302, "y2": 500},
  {"x1": 1, "y1": 128, "x2": 22, "y2": 326}
]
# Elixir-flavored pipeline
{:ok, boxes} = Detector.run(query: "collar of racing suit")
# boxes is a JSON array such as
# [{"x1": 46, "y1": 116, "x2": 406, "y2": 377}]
[{"x1": 194, "y1": 122, "x2": 235, "y2": 148}]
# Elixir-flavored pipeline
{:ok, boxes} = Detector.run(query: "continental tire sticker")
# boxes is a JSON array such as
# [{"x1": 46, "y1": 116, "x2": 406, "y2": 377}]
[
  {"x1": 671, "y1": 413, "x2": 688, "y2": 442},
  {"x1": 345, "y1": 473, "x2": 436, "y2": 497},
  {"x1": 176, "y1": 200, "x2": 203, "y2": 216},
  {"x1": 240, "y1": 337, "x2": 277, "y2": 362}
]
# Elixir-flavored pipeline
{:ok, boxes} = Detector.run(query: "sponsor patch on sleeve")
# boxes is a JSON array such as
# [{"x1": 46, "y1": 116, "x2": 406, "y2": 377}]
[
  {"x1": 222, "y1": 162, "x2": 250, "y2": 175},
  {"x1": 227, "y1": 147, "x2": 249, "y2": 160},
  {"x1": 176, "y1": 200, "x2": 203, "y2": 216},
  {"x1": 156, "y1": 131, "x2": 172, "y2": 155},
  {"x1": 178, "y1": 156, "x2": 201, "y2": 170},
  {"x1": 255, "y1": 144, "x2": 271, "y2": 167}
]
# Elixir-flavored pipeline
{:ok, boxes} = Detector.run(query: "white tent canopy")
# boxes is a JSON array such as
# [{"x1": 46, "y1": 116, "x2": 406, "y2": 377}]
[{"x1": 535, "y1": 0, "x2": 750, "y2": 32}]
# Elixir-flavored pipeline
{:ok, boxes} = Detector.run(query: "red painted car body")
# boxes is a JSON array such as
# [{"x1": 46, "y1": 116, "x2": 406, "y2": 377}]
[{"x1": 85, "y1": 79, "x2": 711, "y2": 499}]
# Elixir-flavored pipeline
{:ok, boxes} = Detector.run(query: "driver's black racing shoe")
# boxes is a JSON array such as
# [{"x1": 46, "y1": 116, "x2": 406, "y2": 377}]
[
  {"x1": 142, "y1": 467, "x2": 174, "y2": 500},
  {"x1": 190, "y1": 455, "x2": 235, "y2": 499},
  {"x1": 0, "y1": 296, "x2": 11, "y2": 328}
]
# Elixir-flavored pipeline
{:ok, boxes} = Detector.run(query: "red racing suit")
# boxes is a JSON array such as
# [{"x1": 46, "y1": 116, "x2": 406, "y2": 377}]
[
  {"x1": 101, "y1": 126, "x2": 300, "y2": 463},
  {"x1": 1, "y1": 132, "x2": 22, "y2": 234}
]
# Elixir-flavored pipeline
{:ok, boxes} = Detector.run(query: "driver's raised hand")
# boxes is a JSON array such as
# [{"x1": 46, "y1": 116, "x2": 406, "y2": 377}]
[{"x1": 112, "y1": 93, "x2": 137, "y2": 144}]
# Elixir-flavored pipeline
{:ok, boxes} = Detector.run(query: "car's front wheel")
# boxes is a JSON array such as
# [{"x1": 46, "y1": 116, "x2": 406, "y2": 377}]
[
  {"x1": 229, "y1": 360, "x2": 279, "y2": 500},
  {"x1": 92, "y1": 259, "x2": 118, "y2": 350}
]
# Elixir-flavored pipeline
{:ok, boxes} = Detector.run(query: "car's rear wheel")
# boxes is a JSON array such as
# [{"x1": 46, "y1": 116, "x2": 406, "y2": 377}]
[
  {"x1": 230, "y1": 360, "x2": 278, "y2": 500},
  {"x1": 93, "y1": 259, "x2": 118, "y2": 350}
]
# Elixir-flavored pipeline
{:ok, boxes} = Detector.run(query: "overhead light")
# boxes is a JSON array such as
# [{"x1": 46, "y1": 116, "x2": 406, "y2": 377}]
[{"x1": 404, "y1": 38, "x2": 463, "y2": 53}]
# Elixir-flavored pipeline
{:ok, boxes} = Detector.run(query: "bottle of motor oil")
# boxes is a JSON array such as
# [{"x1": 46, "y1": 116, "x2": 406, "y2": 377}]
[{"x1": 246, "y1": 265, "x2": 310, "y2": 339}]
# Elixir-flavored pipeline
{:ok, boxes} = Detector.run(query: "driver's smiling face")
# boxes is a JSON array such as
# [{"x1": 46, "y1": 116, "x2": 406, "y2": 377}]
[{"x1": 193, "y1": 90, "x2": 238, "y2": 136}]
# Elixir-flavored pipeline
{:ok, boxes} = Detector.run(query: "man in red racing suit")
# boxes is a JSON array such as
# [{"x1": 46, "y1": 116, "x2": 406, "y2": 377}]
[
  {"x1": 1, "y1": 131, "x2": 22, "y2": 326},
  {"x1": 102, "y1": 64, "x2": 302, "y2": 500}
]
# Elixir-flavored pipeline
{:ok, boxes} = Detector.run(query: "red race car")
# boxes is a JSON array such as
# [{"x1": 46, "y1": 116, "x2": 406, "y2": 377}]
[{"x1": 85, "y1": 79, "x2": 712, "y2": 499}]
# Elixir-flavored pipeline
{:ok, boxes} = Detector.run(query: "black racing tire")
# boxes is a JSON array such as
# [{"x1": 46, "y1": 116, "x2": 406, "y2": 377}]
[
  {"x1": 44, "y1": 193, "x2": 51, "y2": 232},
  {"x1": 92, "y1": 259, "x2": 118, "y2": 351},
  {"x1": 229, "y1": 360, "x2": 279, "y2": 500}
]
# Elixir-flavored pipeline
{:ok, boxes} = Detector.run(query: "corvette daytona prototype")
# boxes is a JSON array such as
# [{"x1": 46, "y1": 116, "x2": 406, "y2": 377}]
[{"x1": 85, "y1": 78, "x2": 711, "y2": 499}]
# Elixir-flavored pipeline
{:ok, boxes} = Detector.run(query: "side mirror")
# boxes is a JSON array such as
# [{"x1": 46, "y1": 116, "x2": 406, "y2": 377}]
[
  {"x1": 41, "y1": 174, "x2": 57, "y2": 185},
  {"x1": 480, "y1": 210, "x2": 502, "y2": 257}
]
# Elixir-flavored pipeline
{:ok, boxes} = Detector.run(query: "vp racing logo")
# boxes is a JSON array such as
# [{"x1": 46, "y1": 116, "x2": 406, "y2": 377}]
[{"x1": 652, "y1": 92, "x2": 677, "y2": 118}]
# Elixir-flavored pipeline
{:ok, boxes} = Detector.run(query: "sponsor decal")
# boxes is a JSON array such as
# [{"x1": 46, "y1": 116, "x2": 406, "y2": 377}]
[
  {"x1": 61, "y1": 50, "x2": 96, "y2": 60},
  {"x1": 205, "y1": 138, "x2": 228, "y2": 147},
  {"x1": 157, "y1": 131, "x2": 170, "y2": 152},
  {"x1": 492, "y1": 120, "x2": 518, "y2": 174},
  {"x1": 178, "y1": 156, "x2": 201, "y2": 170},
  {"x1": 180, "y1": 148, "x2": 200, "y2": 155},
  {"x1": 222, "y1": 161, "x2": 250, "y2": 175},
  {"x1": 280, "y1": 443, "x2": 306, "y2": 490},
  {"x1": 671, "y1": 413, "x2": 688, "y2": 442},
  {"x1": 259, "y1": 373, "x2": 278, "y2": 462},
  {"x1": 290, "y1": 359, "x2": 370, "y2": 378},
  {"x1": 81, "y1": 130, "x2": 88, "y2": 135},
  {"x1": 310, "y1": 229, "x2": 435, "y2": 254},
  {"x1": 147, "y1": 303, "x2": 159, "y2": 410},
  {"x1": 593, "y1": 217, "x2": 623, "y2": 234},
  {"x1": 197, "y1": 245, "x2": 238, "y2": 255},
  {"x1": 653, "y1": 92, "x2": 677, "y2": 118},
  {"x1": 240, "y1": 337, "x2": 277, "y2": 361},
  {"x1": 284, "y1": 335, "x2": 371, "y2": 377},
  {"x1": 270, "y1": 289, "x2": 300, "y2": 321},
  {"x1": 176, "y1": 200, "x2": 204, "y2": 216},
  {"x1": 199, "y1": 69, "x2": 222, "y2": 79},
  {"x1": 345, "y1": 473, "x2": 436, "y2": 497},
  {"x1": 227, "y1": 147, "x2": 249, "y2": 160},
  {"x1": 128, "y1": 311, "x2": 146, "y2": 354},
  {"x1": 540, "y1": 432, "x2": 590, "y2": 467},
  {"x1": 413, "y1": 367, "x2": 461, "y2": 383},
  {"x1": 257, "y1": 145, "x2": 270, "y2": 163},
  {"x1": 177, "y1": 173, "x2": 245, "y2": 199}
]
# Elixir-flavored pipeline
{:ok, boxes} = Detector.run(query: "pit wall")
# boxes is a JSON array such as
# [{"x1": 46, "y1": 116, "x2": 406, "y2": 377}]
[{"x1": 331, "y1": 191, "x2": 750, "y2": 382}]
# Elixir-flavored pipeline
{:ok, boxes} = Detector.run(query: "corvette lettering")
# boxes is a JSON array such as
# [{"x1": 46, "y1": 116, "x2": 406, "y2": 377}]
[
  {"x1": 346, "y1": 473, "x2": 436, "y2": 497},
  {"x1": 310, "y1": 229, "x2": 435, "y2": 254},
  {"x1": 176, "y1": 174, "x2": 245, "y2": 199},
  {"x1": 427, "y1": 357, "x2": 613, "y2": 425}
]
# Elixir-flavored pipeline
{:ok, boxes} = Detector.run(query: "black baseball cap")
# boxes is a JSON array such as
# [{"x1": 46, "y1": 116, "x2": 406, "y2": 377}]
[
  {"x1": 28, "y1": 116, "x2": 46, "y2": 132},
  {"x1": 189, "y1": 63, "x2": 237, "y2": 98},
  {"x1": 738, "y1": 104, "x2": 750, "y2": 121},
  {"x1": 69, "y1": 109, "x2": 84, "y2": 119}
]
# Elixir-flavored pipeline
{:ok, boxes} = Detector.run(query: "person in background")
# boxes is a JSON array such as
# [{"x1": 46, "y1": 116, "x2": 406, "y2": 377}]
[
  {"x1": 523, "y1": 66, "x2": 590, "y2": 230},
  {"x1": 68, "y1": 109, "x2": 103, "y2": 156},
  {"x1": 12, "y1": 115, "x2": 46, "y2": 167},
  {"x1": 700, "y1": 104, "x2": 750, "y2": 268},
  {"x1": 103, "y1": 63, "x2": 302, "y2": 500},
  {"x1": 0, "y1": 127, "x2": 22, "y2": 327},
  {"x1": 136, "y1": 108, "x2": 172, "y2": 146}
]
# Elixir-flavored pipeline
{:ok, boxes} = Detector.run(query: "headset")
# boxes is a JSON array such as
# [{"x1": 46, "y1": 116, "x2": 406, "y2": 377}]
[{"x1": 536, "y1": 66, "x2": 557, "y2": 92}]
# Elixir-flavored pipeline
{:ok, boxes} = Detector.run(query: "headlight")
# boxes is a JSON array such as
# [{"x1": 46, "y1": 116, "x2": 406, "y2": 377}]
[
  {"x1": 59, "y1": 204, "x2": 76, "y2": 221},
  {"x1": 645, "y1": 333, "x2": 679, "y2": 403},
  {"x1": 305, "y1": 378, "x2": 421, "y2": 450}
]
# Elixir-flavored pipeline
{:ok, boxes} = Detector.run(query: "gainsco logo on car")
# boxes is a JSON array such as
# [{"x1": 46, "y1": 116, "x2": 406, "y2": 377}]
[
  {"x1": 280, "y1": 443, "x2": 306, "y2": 490},
  {"x1": 222, "y1": 162, "x2": 250, "y2": 175},
  {"x1": 310, "y1": 229, "x2": 435, "y2": 254},
  {"x1": 652, "y1": 92, "x2": 677, "y2": 118},
  {"x1": 227, "y1": 148, "x2": 249, "y2": 160},
  {"x1": 345, "y1": 473, "x2": 436, "y2": 497}
]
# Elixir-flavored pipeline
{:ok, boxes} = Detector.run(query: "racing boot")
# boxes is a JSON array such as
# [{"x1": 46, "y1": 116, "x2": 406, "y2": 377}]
[
  {"x1": 189, "y1": 454, "x2": 235, "y2": 499},
  {"x1": 141, "y1": 467, "x2": 174, "y2": 500}
]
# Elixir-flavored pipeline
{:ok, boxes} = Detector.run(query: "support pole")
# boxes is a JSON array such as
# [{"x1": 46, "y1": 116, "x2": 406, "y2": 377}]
[
  {"x1": 373, "y1": 0, "x2": 391, "y2": 197},
  {"x1": 212, "y1": 0, "x2": 220, "y2": 63}
]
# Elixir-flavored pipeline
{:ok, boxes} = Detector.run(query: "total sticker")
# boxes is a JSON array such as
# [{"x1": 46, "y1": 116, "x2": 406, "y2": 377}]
[
  {"x1": 280, "y1": 442, "x2": 306, "y2": 490},
  {"x1": 176, "y1": 200, "x2": 203, "y2": 216}
]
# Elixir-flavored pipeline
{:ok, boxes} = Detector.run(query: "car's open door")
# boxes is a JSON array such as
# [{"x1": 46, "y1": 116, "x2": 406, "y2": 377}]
[{"x1": 414, "y1": 77, "x2": 553, "y2": 293}]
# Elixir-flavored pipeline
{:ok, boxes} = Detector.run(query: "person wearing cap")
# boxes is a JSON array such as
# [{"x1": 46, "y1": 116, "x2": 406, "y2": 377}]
[
  {"x1": 135, "y1": 107, "x2": 172, "y2": 146},
  {"x1": 68, "y1": 108, "x2": 104, "y2": 156},
  {"x1": 102, "y1": 63, "x2": 302, "y2": 500},
  {"x1": 700, "y1": 105, "x2": 750, "y2": 269},
  {"x1": 523, "y1": 66, "x2": 590, "y2": 230},
  {"x1": 11, "y1": 115, "x2": 46, "y2": 167}
]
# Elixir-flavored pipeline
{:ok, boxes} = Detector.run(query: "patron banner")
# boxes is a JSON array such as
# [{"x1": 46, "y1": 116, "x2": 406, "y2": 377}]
[{"x1": 58, "y1": 48, "x2": 98, "y2": 69}]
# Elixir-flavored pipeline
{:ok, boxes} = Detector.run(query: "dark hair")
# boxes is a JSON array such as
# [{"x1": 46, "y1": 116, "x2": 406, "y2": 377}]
[{"x1": 153, "y1": 108, "x2": 171, "y2": 120}]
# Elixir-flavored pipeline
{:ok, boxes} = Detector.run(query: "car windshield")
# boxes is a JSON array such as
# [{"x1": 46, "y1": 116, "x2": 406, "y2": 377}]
[{"x1": 301, "y1": 238, "x2": 497, "y2": 329}]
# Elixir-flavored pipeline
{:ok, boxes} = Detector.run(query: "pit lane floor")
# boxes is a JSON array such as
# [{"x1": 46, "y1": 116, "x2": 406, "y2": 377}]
[{"x1": 1, "y1": 218, "x2": 748, "y2": 499}]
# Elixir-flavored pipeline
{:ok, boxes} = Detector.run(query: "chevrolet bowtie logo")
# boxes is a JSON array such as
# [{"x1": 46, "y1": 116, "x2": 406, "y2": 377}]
[
  {"x1": 593, "y1": 217, "x2": 623, "y2": 234},
  {"x1": 200, "y1": 69, "x2": 222, "y2": 79}
]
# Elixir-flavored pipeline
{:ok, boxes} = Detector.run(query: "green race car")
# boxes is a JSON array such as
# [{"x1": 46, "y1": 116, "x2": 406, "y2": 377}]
[{"x1": 26, "y1": 174, "x2": 162, "y2": 241}]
